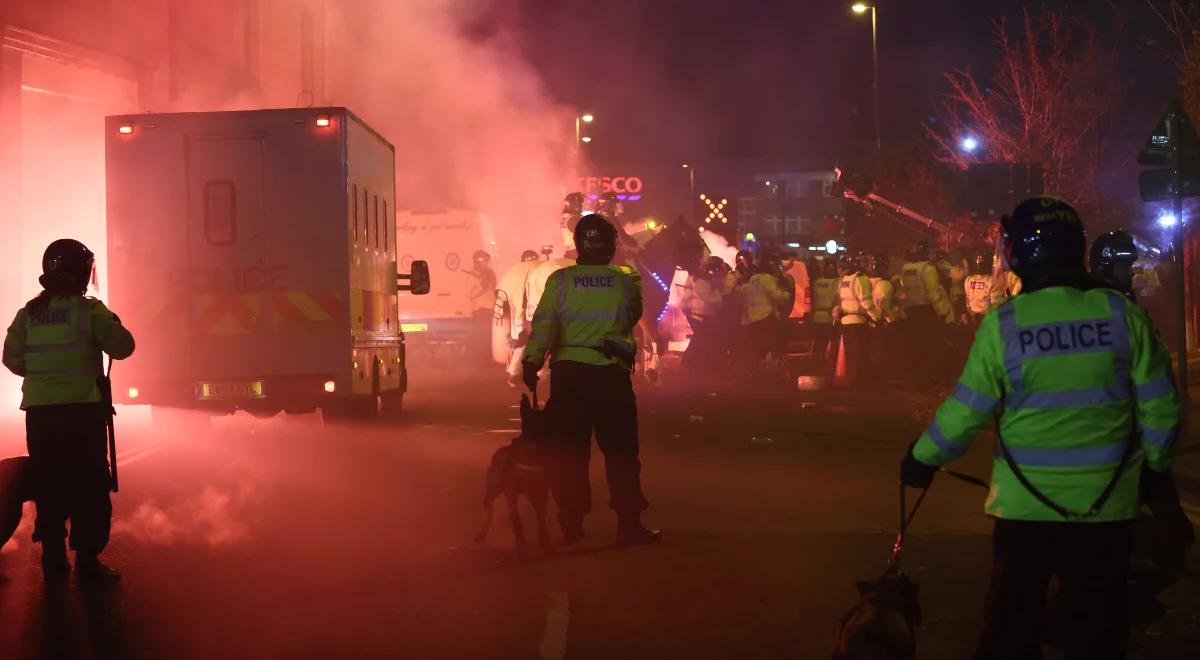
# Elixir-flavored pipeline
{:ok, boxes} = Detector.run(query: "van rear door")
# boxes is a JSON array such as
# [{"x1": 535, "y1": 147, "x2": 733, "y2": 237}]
[{"x1": 185, "y1": 135, "x2": 268, "y2": 383}]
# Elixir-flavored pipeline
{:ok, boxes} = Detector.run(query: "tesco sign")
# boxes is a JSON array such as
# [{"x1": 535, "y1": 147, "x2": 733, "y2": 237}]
[{"x1": 578, "y1": 176, "x2": 644, "y2": 195}]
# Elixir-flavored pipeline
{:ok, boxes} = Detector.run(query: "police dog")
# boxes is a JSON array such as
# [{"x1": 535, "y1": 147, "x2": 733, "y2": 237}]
[
  {"x1": 0, "y1": 456, "x2": 34, "y2": 550},
  {"x1": 833, "y1": 565, "x2": 921, "y2": 660},
  {"x1": 475, "y1": 395, "x2": 552, "y2": 558}
]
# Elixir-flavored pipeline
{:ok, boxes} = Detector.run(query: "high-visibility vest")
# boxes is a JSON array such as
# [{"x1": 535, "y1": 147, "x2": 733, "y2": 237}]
[
  {"x1": 496, "y1": 260, "x2": 541, "y2": 339},
  {"x1": 739, "y1": 273, "x2": 789, "y2": 325},
  {"x1": 524, "y1": 258, "x2": 575, "y2": 325},
  {"x1": 964, "y1": 274, "x2": 995, "y2": 315},
  {"x1": 524, "y1": 264, "x2": 641, "y2": 370},
  {"x1": 913, "y1": 286, "x2": 1181, "y2": 521},
  {"x1": 837, "y1": 273, "x2": 880, "y2": 325},
  {"x1": 811, "y1": 278, "x2": 838, "y2": 324},
  {"x1": 3, "y1": 295, "x2": 135, "y2": 409},
  {"x1": 900, "y1": 260, "x2": 953, "y2": 319}
]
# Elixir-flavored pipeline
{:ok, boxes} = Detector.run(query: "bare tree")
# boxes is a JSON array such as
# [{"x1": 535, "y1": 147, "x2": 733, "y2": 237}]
[
  {"x1": 1145, "y1": 1, "x2": 1200, "y2": 109},
  {"x1": 925, "y1": 8, "x2": 1119, "y2": 217}
]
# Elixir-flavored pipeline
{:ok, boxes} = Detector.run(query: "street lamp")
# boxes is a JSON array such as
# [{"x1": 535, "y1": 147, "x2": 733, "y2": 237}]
[
  {"x1": 682, "y1": 163, "x2": 695, "y2": 224},
  {"x1": 575, "y1": 112, "x2": 595, "y2": 145},
  {"x1": 960, "y1": 136, "x2": 979, "y2": 153},
  {"x1": 850, "y1": 3, "x2": 880, "y2": 151}
]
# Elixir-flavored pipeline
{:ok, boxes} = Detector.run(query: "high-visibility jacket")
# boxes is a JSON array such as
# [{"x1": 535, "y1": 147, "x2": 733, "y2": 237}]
[
  {"x1": 3, "y1": 295, "x2": 135, "y2": 409},
  {"x1": 837, "y1": 272, "x2": 880, "y2": 325},
  {"x1": 524, "y1": 264, "x2": 642, "y2": 371},
  {"x1": 964, "y1": 274, "x2": 996, "y2": 315},
  {"x1": 685, "y1": 277, "x2": 725, "y2": 320},
  {"x1": 495, "y1": 260, "x2": 542, "y2": 340},
  {"x1": 786, "y1": 262, "x2": 810, "y2": 319},
  {"x1": 947, "y1": 262, "x2": 966, "y2": 304},
  {"x1": 913, "y1": 286, "x2": 1181, "y2": 521},
  {"x1": 811, "y1": 277, "x2": 838, "y2": 324},
  {"x1": 524, "y1": 258, "x2": 575, "y2": 325},
  {"x1": 871, "y1": 277, "x2": 899, "y2": 324},
  {"x1": 900, "y1": 260, "x2": 953, "y2": 320},
  {"x1": 738, "y1": 273, "x2": 790, "y2": 325}
]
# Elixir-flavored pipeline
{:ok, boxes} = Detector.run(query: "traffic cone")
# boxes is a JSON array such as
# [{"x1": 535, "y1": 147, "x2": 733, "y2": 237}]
[{"x1": 833, "y1": 334, "x2": 849, "y2": 388}]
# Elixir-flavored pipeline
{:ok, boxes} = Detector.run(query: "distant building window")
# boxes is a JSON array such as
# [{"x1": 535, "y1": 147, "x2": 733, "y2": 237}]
[
  {"x1": 822, "y1": 179, "x2": 834, "y2": 197},
  {"x1": 373, "y1": 194, "x2": 380, "y2": 249},
  {"x1": 765, "y1": 216, "x2": 782, "y2": 235},
  {"x1": 784, "y1": 216, "x2": 802, "y2": 235},
  {"x1": 203, "y1": 180, "x2": 237, "y2": 246},
  {"x1": 383, "y1": 200, "x2": 389, "y2": 250},
  {"x1": 785, "y1": 180, "x2": 803, "y2": 198},
  {"x1": 739, "y1": 197, "x2": 756, "y2": 215}
]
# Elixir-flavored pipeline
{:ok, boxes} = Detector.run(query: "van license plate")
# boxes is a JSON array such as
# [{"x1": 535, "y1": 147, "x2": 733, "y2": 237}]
[{"x1": 198, "y1": 381, "x2": 264, "y2": 400}]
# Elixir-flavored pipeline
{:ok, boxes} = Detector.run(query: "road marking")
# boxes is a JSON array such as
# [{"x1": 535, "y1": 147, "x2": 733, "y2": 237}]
[
  {"x1": 538, "y1": 592, "x2": 569, "y2": 660},
  {"x1": 118, "y1": 444, "x2": 163, "y2": 468},
  {"x1": 486, "y1": 429, "x2": 521, "y2": 434}
]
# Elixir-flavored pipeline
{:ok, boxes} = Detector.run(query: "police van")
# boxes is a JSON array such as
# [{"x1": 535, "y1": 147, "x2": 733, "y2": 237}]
[{"x1": 104, "y1": 108, "x2": 429, "y2": 418}]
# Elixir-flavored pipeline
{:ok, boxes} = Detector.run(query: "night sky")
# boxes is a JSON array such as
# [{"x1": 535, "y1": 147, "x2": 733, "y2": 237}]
[{"x1": 491, "y1": 0, "x2": 1178, "y2": 213}]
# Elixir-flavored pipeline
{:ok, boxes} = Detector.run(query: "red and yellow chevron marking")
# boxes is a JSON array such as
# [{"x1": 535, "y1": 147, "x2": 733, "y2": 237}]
[
  {"x1": 194, "y1": 293, "x2": 262, "y2": 336},
  {"x1": 270, "y1": 291, "x2": 342, "y2": 322}
]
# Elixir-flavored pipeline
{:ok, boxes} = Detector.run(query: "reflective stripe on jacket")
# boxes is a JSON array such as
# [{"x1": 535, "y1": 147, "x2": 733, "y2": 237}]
[
  {"x1": 524, "y1": 264, "x2": 642, "y2": 370},
  {"x1": 811, "y1": 278, "x2": 838, "y2": 324},
  {"x1": 837, "y1": 273, "x2": 880, "y2": 325},
  {"x1": 912, "y1": 287, "x2": 1181, "y2": 521},
  {"x1": 3, "y1": 295, "x2": 135, "y2": 409}
]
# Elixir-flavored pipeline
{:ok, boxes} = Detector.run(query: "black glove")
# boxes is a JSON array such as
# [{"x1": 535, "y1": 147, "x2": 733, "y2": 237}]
[
  {"x1": 900, "y1": 444, "x2": 936, "y2": 489},
  {"x1": 522, "y1": 361, "x2": 540, "y2": 392}
]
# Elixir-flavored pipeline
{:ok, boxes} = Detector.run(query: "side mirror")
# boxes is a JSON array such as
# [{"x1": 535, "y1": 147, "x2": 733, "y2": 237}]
[{"x1": 399, "y1": 260, "x2": 431, "y2": 295}]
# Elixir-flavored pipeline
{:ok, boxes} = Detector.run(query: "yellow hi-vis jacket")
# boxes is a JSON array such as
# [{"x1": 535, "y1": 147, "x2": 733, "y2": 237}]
[
  {"x1": 964, "y1": 274, "x2": 996, "y2": 315},
  {"x1": 870, "y1": 277, "x2": 899, "y2": 324},
  {"x1": 914, "y1": 287, "x2": 1181, "y2": 521},
  {"x1": 811, "y1": 277, "x2": 838, "y2": 324},
  {"x1": 837, "y1": 272, "x2": 881, "y2": 325},
  {"x1": 3, "y1": 295, "x2": 135, "y2": 409},
  {"x1": 524, "y1": 264, "x2": 642, "y2": 370},
  {"x1": 900, "y1": 260, "x2": 953, "y2": 320},
  {"x1": 739, "y1": 273, "x2": 791, "y2": 325},
  {"x1": 495, "y1": 260, "x2": 542, "y2": 340}
]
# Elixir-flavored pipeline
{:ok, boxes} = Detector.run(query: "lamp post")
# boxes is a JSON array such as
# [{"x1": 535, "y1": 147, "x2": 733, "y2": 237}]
[
  {"x1": 851, "y1": 3, "x2": 880, "y2": 151},
  {"x1": 681, "y1": 163, "x2": 695, "y2": 224},
  {"x1": 573, "y1": 112, "x2": 594, "y2": 176}
]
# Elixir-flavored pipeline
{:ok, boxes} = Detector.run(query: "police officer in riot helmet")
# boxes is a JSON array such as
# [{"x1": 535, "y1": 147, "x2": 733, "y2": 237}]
[
  {"x1": 468, "y1": 250, "x2": 498, "y2": 318},
  {"x1": 907, "y1": 239, "x2": 931, "y2": 263},
  {"x1": 594, "y1": 192, "x2": 621, "y2": 220},
  {"x1": 972, "y1": 253, "x2": 991, "y2": 276},
  {"x1": 1089, "y1": 230, "x2": 1138, "y2": 299},
  {"x1": 563, "y1": 192, "x2": 585, "y2": 233},
  {"x1": 734, "y1": 250, "x2": 755, "y2": 284},
  {"x1": 3, "y1": 239, "x2": 135, "y2": 584}
]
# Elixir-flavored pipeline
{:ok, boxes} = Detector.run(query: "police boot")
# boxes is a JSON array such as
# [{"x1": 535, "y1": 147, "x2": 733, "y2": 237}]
[
  {"x1": 616, "y1": 517, "x2": 662, "y2": 547},
  {"x1": 40, "y1": 540, "x2": 70, "y2": 577},
  {"x1": 75, "y1": 553, "x2": 121, "y2": 586}
]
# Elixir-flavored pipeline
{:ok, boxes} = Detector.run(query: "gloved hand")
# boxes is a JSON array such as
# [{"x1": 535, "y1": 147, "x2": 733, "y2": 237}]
[
  {"x1": 900, "y1": 444, "x2": 936, "y2": 489},
  {"x1": 522, "y1": 361, "x2": 540, "y2": 393}
]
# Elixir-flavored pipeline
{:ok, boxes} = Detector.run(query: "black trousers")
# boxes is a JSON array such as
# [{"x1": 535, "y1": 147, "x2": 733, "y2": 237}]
[
  {"x1": 25, "y1": 403, "x2": 113, "y2": 555},
  {"x1": 901, "y1": 304, "x2": 942, "y2": 385},
  {"x1": 545, "y1": 361, "x2": 648, "y2": 528},
  {"x1": 838, "y1": 323, "x2": 869, "y2": 387},
  {"x1": 810, "y1": 323, "x2": 834, "y2": 378},
  {"x1": 975, "y1": 519, "x2": 1132, "y2": 660}
]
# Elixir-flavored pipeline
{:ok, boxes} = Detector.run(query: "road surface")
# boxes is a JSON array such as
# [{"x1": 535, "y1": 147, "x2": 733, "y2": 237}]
[{"x1": 0, "y1": 370, "x2": 1197, "y2": 659}]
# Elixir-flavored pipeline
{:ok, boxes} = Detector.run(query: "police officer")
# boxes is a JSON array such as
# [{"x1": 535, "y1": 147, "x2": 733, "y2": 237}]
[
  {"x1": 900, "y1": 240, "x2": 954, "y2": 384},
  {"x1": 2, "y1": 239, "x2": 135, "y2": 583},
  {"x1": 866, "y1": 254, "x2": 898, "y2": 380},
  {"x1": 899, "y1": 198, "x2": 1181, "y2": 659},
  {"x1": 834, "y1": 254, "x2": 880, "y2": 387},
  {"x1": 963, "y1": 254, "x2": 995, "y2": 326},
  {"x1": 810, "y1": 259, "x2": 840, "y2": 377},
  {"x1": 1090, "y1": 230, "x2": 1139, "y2": 299},
  {"x1": 523, "y1": 214, "x2": 661, "y2": 546}
]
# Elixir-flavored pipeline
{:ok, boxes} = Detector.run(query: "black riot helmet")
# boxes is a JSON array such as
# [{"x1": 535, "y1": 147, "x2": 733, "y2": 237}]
[
  {"x1": 1089, "y1": 230, "x2": 1138, "y2": 295},
  {"x1": 563, "y1": 192, "x2": 585, "y2": 217},
  {"x1": 1001, "y1": 196, "x2": 1086, "y2": 285},
  {"x1": 821, "y1": 258, "x2": 838, "y2": 279},
  {"x1": 473, "y1": 250, "x2": 492, "y2": 267},
  {"x1": 907, "y1": 239, "x2": 931, "y2": 262},
  {"x1": 972, "y1": 253, "x2": 991, "y2": 276},
  {"x1": 40, "y1": 239, "x2": 94, "y2": 295},
  {"x1": 838, "y1": 253, "x2": 861, "y2": 274},
  {"x1": 573, "y1": 213, "x2": 618, "y2": 264},
  {"x1": 521, "y1": 249, "x2": 540, "y2": 262},
  {"x1": 864, "y1": 254, "x2": 886, "y2": 278}
]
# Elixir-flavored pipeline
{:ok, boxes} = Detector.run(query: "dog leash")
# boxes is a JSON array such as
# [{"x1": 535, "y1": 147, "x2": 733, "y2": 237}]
[{"x1": 890, "y1": 469, "x2": 987, "y2": 566}]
